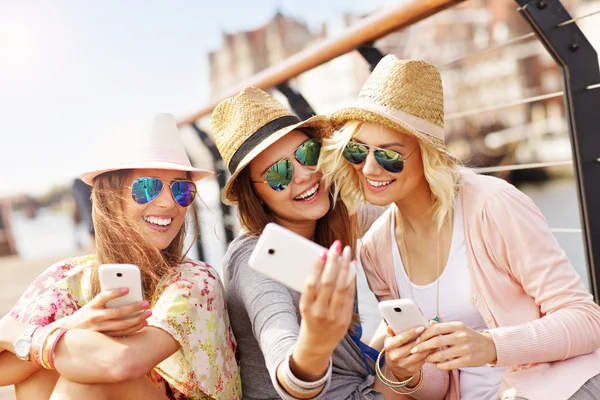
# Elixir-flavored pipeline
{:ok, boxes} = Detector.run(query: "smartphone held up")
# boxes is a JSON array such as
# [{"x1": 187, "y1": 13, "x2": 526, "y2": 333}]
[{"x1": 98, "y1": 264, "x2": 144, "y2": 308}]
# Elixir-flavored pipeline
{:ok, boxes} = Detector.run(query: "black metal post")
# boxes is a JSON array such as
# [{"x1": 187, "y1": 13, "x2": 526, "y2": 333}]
[
  {"x1": 276, "y1": 82, "x2": 315, "y2": 119},
  {"x1": 515, "y1": 0, "x2": 600, "y2": 299},
  {"x1": 357, "y1": 43, "x2": 385, "y2": 71},
  {"x1": 190, "y1": 123, "x2": 236, "y2": 247}
]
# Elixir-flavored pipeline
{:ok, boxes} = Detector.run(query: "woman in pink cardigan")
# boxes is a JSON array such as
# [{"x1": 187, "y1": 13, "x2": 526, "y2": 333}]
[{"x1": 320, "y1": 54, "x2": 600, "y2": 400}]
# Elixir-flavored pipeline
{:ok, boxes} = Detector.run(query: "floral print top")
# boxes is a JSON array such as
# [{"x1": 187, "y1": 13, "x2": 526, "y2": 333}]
[{"x1": 7, "y1": 255, "x2": 241, "y2": 400}]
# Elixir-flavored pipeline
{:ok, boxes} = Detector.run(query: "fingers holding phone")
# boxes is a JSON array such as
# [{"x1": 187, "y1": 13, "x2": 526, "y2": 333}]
[
  {"x1": 383, "y1": 325, "x2": 432, "y2": 380},
  {"x1": 58, "y1": 288, "x2": 151, "y2": 337},
  {"x1": 58, "y1": 264, "x2": 150, "y2": 337},
  {"x1": 299, "y1": 241, "x2": 356, "y2": 354},
  {"x1": 378, "y1": 299, "x2": 432, "y2": 381},
  {"x1": 328, "y1": 245, "x2": 356, "y2": 321}
]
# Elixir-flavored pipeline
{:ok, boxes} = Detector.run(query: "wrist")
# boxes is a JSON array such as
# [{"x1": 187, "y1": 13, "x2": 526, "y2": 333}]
[
  {"x1": 297, "y1": 325, "x2": 335, "y2": 356},
  {"x1": 388, "y1": 366, "x2": 420, "y2": 388},
  {"x1": 482, "y1": 332, "x2": 498, "y2": 365},
  {"x1": 292, "y1": 339, "x2": 332, "y2": 382},
  {"x1": 405, "y1": 369, "x2": 421, "y2": 388}
]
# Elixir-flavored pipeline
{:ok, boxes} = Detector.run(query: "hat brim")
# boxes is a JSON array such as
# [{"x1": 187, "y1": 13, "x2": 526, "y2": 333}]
[
  {"x1": 80, "y1": 161, "x2": 214, "y2": 186},
  {"x1": 330, "y1": 106, "x2": 457, "y2": 160},
  {"x1": 222, "y1": 114, "x2": 332, "y2": 205}
]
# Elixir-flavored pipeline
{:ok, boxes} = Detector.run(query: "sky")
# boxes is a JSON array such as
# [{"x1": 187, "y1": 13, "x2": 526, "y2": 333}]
[{"x1": 0, "y1": 0, "x2": 393, "y2": 197}]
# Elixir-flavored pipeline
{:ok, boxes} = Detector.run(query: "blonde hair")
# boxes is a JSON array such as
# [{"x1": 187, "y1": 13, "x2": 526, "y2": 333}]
[
  {"x1": 320, "y1": 120, "x2": 461, "y2": 230},
  {"x1": 90, "y1": 170, "x2": 198, "y2": 305}
]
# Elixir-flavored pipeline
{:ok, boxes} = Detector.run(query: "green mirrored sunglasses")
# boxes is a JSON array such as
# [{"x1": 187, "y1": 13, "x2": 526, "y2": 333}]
[
  {"x1": 342, "y1": 141, "x2": 416, "y2": 173},
  {"x1": 252, "y1": 138, "x2": 322, "y2": 192}
]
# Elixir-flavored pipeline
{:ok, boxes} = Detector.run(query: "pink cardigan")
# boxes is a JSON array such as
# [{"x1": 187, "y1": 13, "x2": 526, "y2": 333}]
[{"x1": 360, "y1": 169, "x2": 600, "y2": 400}]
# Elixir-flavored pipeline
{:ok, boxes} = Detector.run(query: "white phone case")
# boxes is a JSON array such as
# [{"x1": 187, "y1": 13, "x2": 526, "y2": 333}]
[
  {"x1": 378, "y1": 299, "x2": 430, "y2": 335},
  {"x1": 98, "y1": 264, "x2": 144, "y2": 308},
  {"x1": 249, "y1": 223, "x2": 326, "y2": 293}
]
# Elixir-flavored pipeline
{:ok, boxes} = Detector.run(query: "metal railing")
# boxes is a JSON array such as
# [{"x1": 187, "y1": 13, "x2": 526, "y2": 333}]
[
  {"x1": 178, "y1": 0, "x2": 600, "y2": 299},
  {"x1": 177, "y1": 0, "x2": 466, "y2": 126}
]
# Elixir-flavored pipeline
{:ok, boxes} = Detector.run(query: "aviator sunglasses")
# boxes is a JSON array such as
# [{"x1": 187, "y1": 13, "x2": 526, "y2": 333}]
[
  {"x1": 125, "y1": 177, "x2": 197, "y2": 207},
  {"x1": 342, "y1": 141, "x2": 417, "y2": 173},
  {"x1": 252, "y1": 138, "x2": 322, "y2": 192}
]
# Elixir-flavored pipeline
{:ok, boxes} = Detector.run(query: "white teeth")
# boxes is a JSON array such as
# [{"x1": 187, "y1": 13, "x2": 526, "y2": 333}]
[
  {"x1": 367, "y1": 178, "x2": 394, "y2": 187},
  {"x1": 143, "y1": 216, "x2": 172, "y2": 226},
  {"x1": 295, "y1": 183, "x2": 319, "y2": 200}
]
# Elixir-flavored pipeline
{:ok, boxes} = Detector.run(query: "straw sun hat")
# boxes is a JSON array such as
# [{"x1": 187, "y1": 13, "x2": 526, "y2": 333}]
[
  {"x1": 212, "y1": 87, "x2": 333, "y2": 205},
  {"x1": 330, "y1": 54, "x2": 453, "y2": 157},
  {"x1": 80, "y1": 113, "x2": 213, "y2": 185}
]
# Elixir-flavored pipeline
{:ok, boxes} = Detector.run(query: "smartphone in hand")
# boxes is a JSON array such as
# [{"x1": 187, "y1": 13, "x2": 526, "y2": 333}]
[
  {"x1": 99, "y1": 264, "x2": 144, "y2": 308},
  {"x1": 249, "y1": 223, "x2": 326, "y2": 293},
  {"x1": 378, "y1": 299, "x2": 430, "y2": 335}
]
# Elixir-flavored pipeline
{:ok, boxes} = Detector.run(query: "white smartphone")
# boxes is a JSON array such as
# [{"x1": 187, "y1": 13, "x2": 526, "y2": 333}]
[
  {"x1": 249, "y1": 223, "x2": 326, "y2": 293},
  {"x1": 378, "y1": 299, "x2": 430, "y2": 335},
  {"x1": 98, "y1": 264, "x2": 144, "y2": 308}
]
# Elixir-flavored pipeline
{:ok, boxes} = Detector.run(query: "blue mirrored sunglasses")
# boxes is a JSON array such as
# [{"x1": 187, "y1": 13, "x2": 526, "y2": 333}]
[{"x1": 125, "y1": 177, "x2": 197, "y2": 207}]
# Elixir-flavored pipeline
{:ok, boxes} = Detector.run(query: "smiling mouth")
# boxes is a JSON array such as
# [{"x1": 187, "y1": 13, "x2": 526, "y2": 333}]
[
  {"x1": 366, "y1": 178, "x2": 395, "y2": 187},
  {"x1": 294, "y1": 182, "x2": 319, "y2": 201},
  {"x1": 143, "y1": 216, "x2": 173, "y2": 227}
]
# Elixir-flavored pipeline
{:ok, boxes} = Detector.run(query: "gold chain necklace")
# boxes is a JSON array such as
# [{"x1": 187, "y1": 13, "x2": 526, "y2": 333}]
[{"x1": 396, "y1": 208, "x2": 442, "y2": 323}]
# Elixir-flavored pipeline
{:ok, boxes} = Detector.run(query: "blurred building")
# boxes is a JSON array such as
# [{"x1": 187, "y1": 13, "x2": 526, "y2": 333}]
[
  {"x1": 376, "y1": 0, "x2": 569, "y2": 171},
  {"x1": 206, "y1": 1, "x2": 599, "y2": 173},
  {"x1": 208, "y1": 12, "x2": 318, "y2": 97}
]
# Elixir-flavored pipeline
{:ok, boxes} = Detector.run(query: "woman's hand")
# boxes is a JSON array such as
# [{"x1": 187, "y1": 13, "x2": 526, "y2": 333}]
[
  {"x1": 55, "y1": 288, "x2": 151, "y2": 337},
  {"x1": 289, "y1": 240, "x2": 357, "y2": 383},
  {"x1": 384, "y1": 325, "x2": 432, "y2": 382},
  {"x1": 411, "y1": 321, "x2": 498, "y2": 370},
  {"x1": 298, "y1": 241, "x2": 356, "y2": 353}
]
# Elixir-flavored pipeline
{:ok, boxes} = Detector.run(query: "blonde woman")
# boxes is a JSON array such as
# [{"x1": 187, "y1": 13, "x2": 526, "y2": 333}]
[
  {"x1": 0, "y1": 113, "x2": 241, "y2": 399},
  {"x1": 320, "y1": 54, "x2": 600, "y2": 400}
]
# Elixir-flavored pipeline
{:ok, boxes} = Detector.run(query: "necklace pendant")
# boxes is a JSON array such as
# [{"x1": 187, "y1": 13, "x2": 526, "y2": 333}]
[{"x1": 433, "y1": 316, "x2": 440, "y2": 323}]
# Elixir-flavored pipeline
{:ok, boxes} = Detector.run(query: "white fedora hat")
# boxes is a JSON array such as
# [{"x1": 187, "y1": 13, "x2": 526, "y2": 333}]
[{"x1": 80, "y1": 112, "x2": 214, "y2": 185}]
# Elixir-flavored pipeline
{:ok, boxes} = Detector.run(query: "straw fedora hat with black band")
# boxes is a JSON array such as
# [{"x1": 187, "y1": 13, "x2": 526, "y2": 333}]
[
  {"x1": 212, "y1": 87, "x2": 333, "y2": 205},
  {"x1": 80, "y1": 112, "x2": 214, "y2": 185},
  {"x1": 330, "y1": 54, "x2": 454, "y2": 158}
]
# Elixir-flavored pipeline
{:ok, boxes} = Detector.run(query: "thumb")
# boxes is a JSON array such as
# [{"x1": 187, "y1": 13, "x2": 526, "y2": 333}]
[{"x1": 386, "y1": 325, "x2": 396, "y2": 337}]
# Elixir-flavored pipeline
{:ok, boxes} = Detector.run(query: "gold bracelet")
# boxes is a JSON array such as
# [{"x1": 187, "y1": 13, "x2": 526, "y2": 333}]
[
  {"x1": 388, "y1": 367, "x2": 425, "y2": 395},
  {"x1": 31, "y1": 325, "x2": 56, "y2": 368},
  {"x1": 375, "y1": 348, "x2": 416, "y2": 387},
  {"x1": 40, "y1": 327, "x2": 61, "y2": 369}
]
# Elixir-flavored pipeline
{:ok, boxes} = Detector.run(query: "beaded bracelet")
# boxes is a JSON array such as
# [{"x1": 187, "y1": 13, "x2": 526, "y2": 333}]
[{"x1": 375, "y1": 348, "x2": 415, "y2": 388}]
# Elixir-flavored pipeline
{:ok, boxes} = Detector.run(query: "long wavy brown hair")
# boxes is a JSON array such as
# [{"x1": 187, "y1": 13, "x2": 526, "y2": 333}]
[
  {"x1": 89, "y1": 169, "x2": 199, "y2": 305},
  {"x1": 231, "y1": 166, "x2": 361, "y2": 330}
]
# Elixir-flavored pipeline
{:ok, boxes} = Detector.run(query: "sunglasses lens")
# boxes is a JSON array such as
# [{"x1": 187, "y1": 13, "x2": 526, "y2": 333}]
[
  {"x1": 266, "y1": 160, "x2": 293, "y2": 191},
  {"x1": 343, "y1": 142, "x2": 368, "y2": 164},
  {"x1": 131, "y1": 178, "x2": 163, "y2": 204},
  {"x1": 374, "y1": 149, "x2": 405, "y2": 173},
  {"x1": 296, "y1": 138, "x2": 321, "y2": 166},
  {"x1": 171, "y1": 181, "x2": 196, "y2": 207}
]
